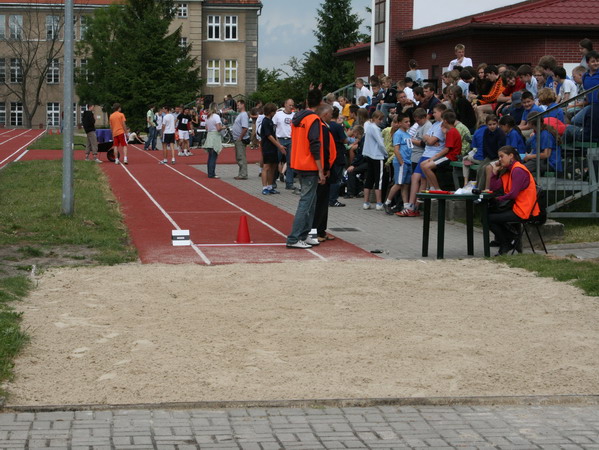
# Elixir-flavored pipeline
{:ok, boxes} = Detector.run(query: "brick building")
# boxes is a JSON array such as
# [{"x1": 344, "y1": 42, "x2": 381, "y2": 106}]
[{"x1": 337, "y1": 0, "x2": 599, "y2": 88}]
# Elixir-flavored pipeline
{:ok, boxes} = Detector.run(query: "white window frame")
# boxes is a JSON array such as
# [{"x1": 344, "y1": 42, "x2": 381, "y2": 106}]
[
  {"x1": 10, "y1": 102, "x2": 23, "y2": 126},
  {"x1": 79, "y1": 58, "x2": 89, "y2": 82},
  {"x1": 47, "y1": 59, "x2": 60, "y2": 84},
  {"x1": 179, "y1": 37, "x2": 188, "y2": 48},
  {"x1": 9, "y1": 15, "x2": 23, "y2": 39},
  {"x1": 10, "y1": 58, "x2": 22, "y2": 83},
  {"x1": 46, "y1": 15, "x2": 60, "y2": 40},
  {"x1": 224, "y1": 59, "x2": 238, "y2": 85},
  {"x1": 47, "y1": 102, "x2": 60, "y2": 127},
  {"x1": 224, "y1": 16, "x2": 237, "y2": 41},
  {"x1": 0, "y1": 103, "x2": 5, "y2": 125},
  {"x1": 207, "y1": 15, "x2": 220, "y2": 40},
  {"x1": 207, "y1": 60, "x2": 220, "y2": 85},
  {"x1": 177, "y1": 3, "x2": 188, "y2": 18},
  {"x1": 80, "y1": 15, "x2": 88, "y2": 40}
]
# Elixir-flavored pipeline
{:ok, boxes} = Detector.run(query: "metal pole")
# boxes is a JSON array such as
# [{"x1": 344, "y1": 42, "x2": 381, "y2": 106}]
[
  {"x1": 535, "y1": 116, "x2": 541, "y2": 182},
  {"x1": 61, "y1": 0, "x2": 74, "y2": 215}
]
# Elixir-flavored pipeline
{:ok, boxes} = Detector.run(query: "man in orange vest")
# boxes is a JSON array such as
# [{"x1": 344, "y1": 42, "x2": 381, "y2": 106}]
[{"x1": 286, "y1": 89, "x2": 329, "y2": 249}]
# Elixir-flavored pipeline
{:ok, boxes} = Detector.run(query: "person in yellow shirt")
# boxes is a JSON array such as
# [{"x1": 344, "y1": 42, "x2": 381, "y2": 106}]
[{"x1": 109, "y1": 103, "x2": 128, "y2": 165}]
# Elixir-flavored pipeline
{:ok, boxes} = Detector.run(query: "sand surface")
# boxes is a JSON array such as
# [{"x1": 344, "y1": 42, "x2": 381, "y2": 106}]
[{"x1": 6, "y1": 259, "x2": 599, "y2": 406}]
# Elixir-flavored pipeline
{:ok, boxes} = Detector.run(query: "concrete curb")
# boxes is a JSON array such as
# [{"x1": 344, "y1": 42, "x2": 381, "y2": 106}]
[{"x1": 4, "y1": 394, "x2": 599, "y2": 413}]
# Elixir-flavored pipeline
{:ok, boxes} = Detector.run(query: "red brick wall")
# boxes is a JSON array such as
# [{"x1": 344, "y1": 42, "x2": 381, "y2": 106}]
[
  {"x1": 387, "y1": 32, "x2": 599, "y2": 87},
  {"x1": 387, "y1": 0, "x2": 414, "y2": 82},
  {"x1": 355, "y1": 57, "x2": 370, "y2": 78}
]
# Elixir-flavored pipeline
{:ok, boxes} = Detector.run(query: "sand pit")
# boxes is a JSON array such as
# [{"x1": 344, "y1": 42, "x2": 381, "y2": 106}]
[{"x1": 6, "y1": 259, "x2": 599, "y2": 406}]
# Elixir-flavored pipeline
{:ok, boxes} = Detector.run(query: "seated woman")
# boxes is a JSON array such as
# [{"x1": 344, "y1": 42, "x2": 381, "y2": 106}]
[
  {"x1": 127, "y1": 130, "x2": 145, "y2": 145},
  {"x1": 524, "y1": 114, "x2": 563, "y2": 176},
  {"x1": 488, "y1": 146, "x2": 540, "y2": 256}
]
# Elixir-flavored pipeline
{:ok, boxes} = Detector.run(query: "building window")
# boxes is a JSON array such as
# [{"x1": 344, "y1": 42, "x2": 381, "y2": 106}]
[
  {"x1": 224, "y1": 16, "x2": 237, "y2": 40},
  {"x1": 224, "y1": 59, "x2": 237, "y2": 85},
  {"x1": 207, "y1": 15, "x2": 220, "y2": 40},
  {"x1": 79, "y1": 58, "x2": 89, "y2": 82},
  {"x1": 0, "y1": 59, "x2": 5, "y2": 83},
  {"x1": 46, "y1": 15, "x2": 60, "y2": 40},
  {"x1": 0, "y1": 103, "x2": 5, "y2": 125},
  {"x1": 0, "y1": 15, "x2": 5, "y2": 39},
  {"x1": 47, "y1": 59, "x2": 60, "y2": 84},
  {"x1": 73, "y1": 102, "x2": 77, "y2": 126},
  {"x1": 47, "y1": 102, "x2": 60, "y2": 127},
  {"x1": 177, "y1": 3, "x2": 188, "y2": 18},
  {"x1": 179, "y1": 37, "x2": 187, "y2": 48},
  {"x1": 207, "y1": 60, "x2": 220, "y2": 84},
  {"x1": 10, "y1": 102, "x2": 23, "y2": 126},
  {"x1": 10, "y1": 58, "x2": 22, "y2": 83},
  {"x1": 9, "y1": 15, "x2": 23, "y2": 39},
  {"x1": 374, "y1": 0, "x2": 385, "y2": 44},
  {"x1": 80, "y1": 15, "x2": 88, "y2": 40}
]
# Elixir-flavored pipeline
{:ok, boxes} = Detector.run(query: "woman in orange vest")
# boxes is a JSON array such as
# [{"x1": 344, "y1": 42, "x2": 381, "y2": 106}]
[{"x1": 488, "y1": 145, "x2": 540, "y2": 256}]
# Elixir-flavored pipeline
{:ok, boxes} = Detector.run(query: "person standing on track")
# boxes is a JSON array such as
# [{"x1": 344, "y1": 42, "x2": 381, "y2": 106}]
[
  {"x1": 109, "y1": 103, "x2": 128, "y2": 165},
  {"x1": 176, "y1": 107, "x2": 193, "y2": 157},
  {"x1": 144, "y1": 105, "x2": 157, "y2": 151},
  {"x1": 82, "y1": 104, "x2": 101, "y2": 163},
  {"x1": 160, "y1": 106, "x2": 176, "y2": 165},
  {"x1": 286, "y1": 89, "x2": 329, "y2": 249},
  {"x1": 232, "y1": 100, "x2": 249, "y2": 180},
  {"x1": 273, "y1": 98, "x2": 295, "y2": 189}
]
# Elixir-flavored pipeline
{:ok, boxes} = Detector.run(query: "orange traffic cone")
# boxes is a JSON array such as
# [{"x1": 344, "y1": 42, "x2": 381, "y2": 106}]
[
  {"x1": 235, "y1": 215, "x2": 252, "y2": 243},
  {"x1": 48, "y1": 129, "x2": 53, "y2": 135}
]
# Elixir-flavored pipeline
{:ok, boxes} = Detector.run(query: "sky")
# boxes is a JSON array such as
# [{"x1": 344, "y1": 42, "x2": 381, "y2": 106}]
[{"x1": 258, "y1": 0, "x2": 371, "y2": 72}]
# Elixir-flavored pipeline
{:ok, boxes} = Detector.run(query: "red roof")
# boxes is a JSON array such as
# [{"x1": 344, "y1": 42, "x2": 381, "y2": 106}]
[
  {"x1": 336, "y1": 42, "x2": 370, "y2": 57},
  {"x1": 203, "y1": 0, "x2": 262, "y2": 5},
  {"x1": 399, "y1": 0, "x2": 599, "y2": 41},
  {"x1": 0, "y1": 0, "x2": 116, "y2": 4}
]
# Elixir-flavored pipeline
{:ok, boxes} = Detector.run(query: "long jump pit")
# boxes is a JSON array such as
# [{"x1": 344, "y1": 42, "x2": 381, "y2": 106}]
[{"x1": 5, "y1": 259, "x2": 599, "y2": 408}]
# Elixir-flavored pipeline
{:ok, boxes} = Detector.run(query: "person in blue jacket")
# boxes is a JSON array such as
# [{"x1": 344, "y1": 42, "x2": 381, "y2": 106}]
[{"x1": 524, "y1": 113, "x2": 563, "y2": 176}]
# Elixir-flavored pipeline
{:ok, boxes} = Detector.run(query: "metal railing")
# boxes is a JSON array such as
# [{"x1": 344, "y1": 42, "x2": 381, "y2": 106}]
[{"x1": 529, "y1": 83, "x2": 599, "y2": 218}]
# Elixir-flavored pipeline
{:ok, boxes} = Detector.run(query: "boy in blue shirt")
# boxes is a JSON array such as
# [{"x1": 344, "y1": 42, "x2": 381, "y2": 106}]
[
  {"x1": 518, "y1": 90, "x2": 543, "y2": 134},
  {"x1": 384, "y1": 114, "x2": 413, "y2": 214}
]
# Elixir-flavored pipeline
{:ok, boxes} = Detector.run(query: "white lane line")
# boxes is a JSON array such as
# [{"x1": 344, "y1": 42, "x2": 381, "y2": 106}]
[
  {"x1": 134, "y1": 148, "x2": 327, "y2": 262},
  {"x1": 196, "y1": 243, "x2": 287, "y2": 247},
  {"x1": 118, "y1": 163, "x2": 212, "y2": 265},
  {"x1": 0, "y1": 131, "x2": 45, "y2": 169}
]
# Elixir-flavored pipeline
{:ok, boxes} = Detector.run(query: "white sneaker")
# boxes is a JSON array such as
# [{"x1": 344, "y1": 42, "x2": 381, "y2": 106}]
[
  {"x1": 159, "y1": 160, "x2": 167, "y2": 164},
  {"x1": 286, "y1": 240, "x2": 312, "y2": 249},
  {"x1": 305, "y1": 237, "x2": 320, "y2": 246},
  {"x1": 375, "y1": 203, "x2": 384, "y2": 211},
  {"x1": 94, "y1": 158, "x2": 103, "y2": 163},
  {"x1": 115, "y1": 159, "x2": 120, "y2": 165},
  {"x1": 362, "y1": 202, "x2": 371, "y2": 210},
  {"x1": 178, "y1": 151, "x2": 184, "y2": 156}
]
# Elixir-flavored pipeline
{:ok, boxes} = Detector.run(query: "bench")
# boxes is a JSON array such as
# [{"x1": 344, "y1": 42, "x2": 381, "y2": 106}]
[{"x1": 450, "y1": 160, "x2": 480, "y2": 190}]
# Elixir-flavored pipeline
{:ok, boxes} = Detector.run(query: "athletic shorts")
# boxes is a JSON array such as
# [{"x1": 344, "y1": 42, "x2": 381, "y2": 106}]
[
  {"x1": 393, "y1": 159, "x2": 412, "y2": 185},
  {"x1": 413, "y1": 156, "x2": 429, "y2": 176},
  {"x1": 414, "y1": 155, "x2": 450, "y2": 179},
  {"x1": 163, "y1": 133, "x2": 175, "y2": 144},
  {"x1": 113, "y1": 133, "x2": 126, "y2": 147},
  {"x1": 178, "y1": 130, "x2": 190, "y2": 141},
  {"x1": 262, "y1": 150, "x2": 278, "y2": 165},
  {"x1": 364, "y1": 157, "x2": 385, "y2": 190}
]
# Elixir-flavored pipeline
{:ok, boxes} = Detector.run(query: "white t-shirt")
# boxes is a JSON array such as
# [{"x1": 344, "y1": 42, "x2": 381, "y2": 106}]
[
  {"x1": 403, "y1": 86, "x2": 415, "y2": 102},
  {"x1": 205, "y1": 114, "x2": 222, "y2": 132},
  {"x1": 273, "y1": 110, "x2": 294, "y2": 139},
  {"x1": 163, "y1": 113, "x2": 175, "y2": 134},
  {"x1": 356, "y1": 85, "x2": 372, "y2": 103},
  {"x1": 332, "y1": 101, "x2": 342, "y2": 112},
  {"x1": 255, "y1": 114, "x2": 265, "y2": 141},
  {"x1": 559, "y1": 79, "x2": 578, "y2": 100},
  {"x1": 448, "y1": 57, "x2": 473, "y2": 71},
  {"x1": 156, "y1": 113, "x2": 163, "y2": 130}
]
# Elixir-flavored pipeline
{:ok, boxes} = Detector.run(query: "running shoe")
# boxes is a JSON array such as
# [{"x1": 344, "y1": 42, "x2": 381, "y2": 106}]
[
  {"x1": 305, "y1": 237, "x2": 320, "y2": 246},
  {"x1": 286, "y1": 240, "x2": 312, "y2": 249}
]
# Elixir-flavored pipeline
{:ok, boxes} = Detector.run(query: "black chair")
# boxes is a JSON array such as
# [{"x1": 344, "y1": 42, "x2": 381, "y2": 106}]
[{"x1": 510, "y1": 187, "x2": 548, "y2": 255}]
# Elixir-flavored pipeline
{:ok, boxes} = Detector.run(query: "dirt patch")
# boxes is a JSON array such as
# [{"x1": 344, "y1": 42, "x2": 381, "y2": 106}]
[
  {"x1": 5, "y1": 259, "x2": 599, "y2": 406},
  {"x1": 0, "y1": 245, "x2": 99, "y2": 279}
]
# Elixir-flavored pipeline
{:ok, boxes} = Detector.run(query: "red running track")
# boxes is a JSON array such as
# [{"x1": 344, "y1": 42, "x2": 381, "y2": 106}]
[
  {"x1": 19, "y1": 143, "x2": 377, "y2": 265},
  {"x1": 0, "y1": 129, "x2": 46, "y2": 168}
]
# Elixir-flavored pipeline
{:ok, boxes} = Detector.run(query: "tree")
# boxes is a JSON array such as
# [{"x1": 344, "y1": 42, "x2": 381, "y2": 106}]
[
  {"x1": 0, "y1": 4, "x2": 65, "y2": 127},
  {"x1": 303, "y1": 0, "x2": 366, "y2": 93},
  {"x1": 250, "y1": 57, "x2": 310, "y2": 106},
  {"x1": 77, "y1": 0, "x2": 202, "y2": 130}
]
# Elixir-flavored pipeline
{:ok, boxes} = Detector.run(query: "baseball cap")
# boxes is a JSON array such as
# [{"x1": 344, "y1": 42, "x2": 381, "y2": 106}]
[{"x1": 511, "y1": 91, "x2": 523, "y2": 107}]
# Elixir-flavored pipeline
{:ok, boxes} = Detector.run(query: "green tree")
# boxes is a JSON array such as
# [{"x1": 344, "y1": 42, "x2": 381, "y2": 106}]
[
  {"x1": 77, "y1": 0, "x2": 201, "y2": 130},
  {"x1": 250, "y1": 57, "x2": 311, "y2": 107},
  {"x1": 303, "y1": 0, "x2": 365, "y2": 93}
]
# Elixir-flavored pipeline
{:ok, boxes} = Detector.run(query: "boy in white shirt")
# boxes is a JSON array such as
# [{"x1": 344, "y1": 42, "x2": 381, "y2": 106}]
[
  {"x1": 355, "y1": 78, "x2": 372, "y2": 105},
  {"x1": 554, "y1": 67, "x2": 578, "y2": 103},
  {"x1": 448, "y1": 44, "x2": 473, "y2": 71}
]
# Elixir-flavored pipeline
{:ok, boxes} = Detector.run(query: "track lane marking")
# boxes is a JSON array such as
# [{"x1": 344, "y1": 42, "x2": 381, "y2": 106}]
[{"x1": 130, "y1": 146, "x2": 327, "y2": 261}]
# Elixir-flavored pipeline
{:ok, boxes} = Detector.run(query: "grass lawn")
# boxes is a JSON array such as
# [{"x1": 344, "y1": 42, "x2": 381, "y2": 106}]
[
  {"x1": 495, "y1": 254, "x2": 599, "y2": 297},
  {"x1": 0, "y1": 159, "x2": 136, "y2": 392},
  {"x1": 28, "y1": 133, "x2": 87, "y2": 150}
]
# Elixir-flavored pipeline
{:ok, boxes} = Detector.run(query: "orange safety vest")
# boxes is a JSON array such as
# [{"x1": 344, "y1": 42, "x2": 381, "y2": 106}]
[
  {"x1": 290, "y1": 113, "x2": 336, "y2": 171},
  {"x1": 500, "y1": 161, "x2": 540, "y2": 220}
]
